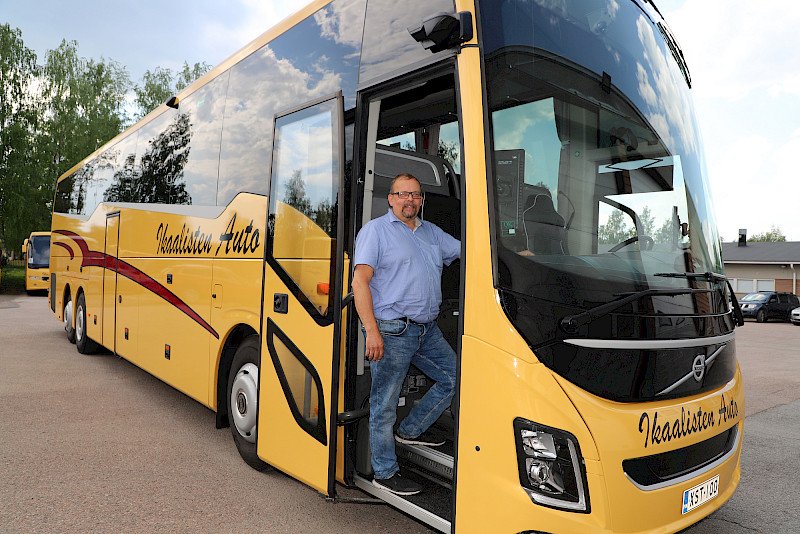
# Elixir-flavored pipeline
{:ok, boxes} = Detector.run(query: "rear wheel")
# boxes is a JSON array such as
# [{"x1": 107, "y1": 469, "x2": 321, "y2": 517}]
[
  {"x1": 64, "y1": 294, "x2": 76, "y2": 343},
  {"x1": 756, "y1": 309, "x2": 767, "y2": 323},
  {"x1": 227, "y1": 335, "x2": 269, "y2": 471},
  {"x1": 75, "y1": 293, "x2": 98, "y2": 354}
]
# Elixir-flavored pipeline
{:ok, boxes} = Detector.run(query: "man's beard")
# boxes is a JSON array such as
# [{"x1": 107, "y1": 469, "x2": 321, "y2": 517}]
[{"x1": 402, "y1": 203, "x2": 418, "y2": 218}]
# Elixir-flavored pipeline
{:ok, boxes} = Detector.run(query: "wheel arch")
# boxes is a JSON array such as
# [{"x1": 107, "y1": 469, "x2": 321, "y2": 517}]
[{"x1": 215, "y1": 324, "x2": 259, "y2": 429}]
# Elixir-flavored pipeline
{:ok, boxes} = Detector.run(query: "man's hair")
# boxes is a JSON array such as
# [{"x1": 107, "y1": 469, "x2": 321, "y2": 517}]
[{"x1": 389, "y1": 173, "x2": 422, "y2": 193}]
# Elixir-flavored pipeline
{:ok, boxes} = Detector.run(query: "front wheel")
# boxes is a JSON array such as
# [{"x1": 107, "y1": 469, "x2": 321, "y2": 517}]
[
  {"x1": 756, "y1": 309, "x2": 767, "y2": 323},
  {"x1": 64, "y1": 294, "x2": 76, "y2": 344},
  {"x1": 227, "y1": 335, "x2": 269, "y2": 471},
  {"x1": 75, "y1": 293, "x2": 98, "y2": 354}
]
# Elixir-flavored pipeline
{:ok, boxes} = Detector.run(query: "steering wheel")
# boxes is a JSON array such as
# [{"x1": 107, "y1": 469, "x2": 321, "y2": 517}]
[{"x1": 609, "y1": 235, "x2": 654, "y2": 253}]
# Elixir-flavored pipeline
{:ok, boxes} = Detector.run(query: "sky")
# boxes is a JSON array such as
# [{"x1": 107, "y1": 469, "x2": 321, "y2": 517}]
[{"x1": 3, "y1": 0, "x2": 798, "y2": 241}]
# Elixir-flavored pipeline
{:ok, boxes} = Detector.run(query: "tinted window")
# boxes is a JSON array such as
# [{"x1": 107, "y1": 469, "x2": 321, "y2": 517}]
[
  {"x1": 359, "y1": 0, "x2": 454, "y2": 84},
  {"x1": 181, "y1": 72, "x2": 229, "y2": 205},
  {"x1": 131, "y1": 111, "x2": 177, "y2": 204},
  {"x1": 103, "y1": 133, "x2": 140, "y2": 204},
  {"x1": 54, "y1": 162, "x2": 91, "y2": 215},
  {"x1": 218, "y1": 0, "x2": 364, "y2": 207}
]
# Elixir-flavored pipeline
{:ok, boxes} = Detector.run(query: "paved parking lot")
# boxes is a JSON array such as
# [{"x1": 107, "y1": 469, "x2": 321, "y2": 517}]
[{"x1": 1, "y1": 293, "x2": 799, "y2": 533}]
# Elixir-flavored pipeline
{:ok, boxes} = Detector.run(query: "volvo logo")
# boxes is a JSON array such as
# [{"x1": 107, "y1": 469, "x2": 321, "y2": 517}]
[{"x1": 692, "y1": 354, "x2": 706, "y2": 382}]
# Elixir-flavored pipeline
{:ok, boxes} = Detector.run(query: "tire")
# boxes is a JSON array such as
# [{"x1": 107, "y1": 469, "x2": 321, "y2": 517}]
[
  {"x1": 75, "y1": 293, "x2": 98, "y2": 354},
  {"x1": 64, "y1": 294, "x2": 76, "y2": 344},
  {"x1": 756, "y1": 309, "x2": 767, "y2": 323},
  {"x1": 226, "y1": 335, "x2": 269, "y2": 471}
]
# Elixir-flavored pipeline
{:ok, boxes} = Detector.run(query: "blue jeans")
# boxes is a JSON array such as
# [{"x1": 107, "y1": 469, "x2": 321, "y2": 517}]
[{"x1": 366, "y1": 319, "x2": 456, "y2": 480}]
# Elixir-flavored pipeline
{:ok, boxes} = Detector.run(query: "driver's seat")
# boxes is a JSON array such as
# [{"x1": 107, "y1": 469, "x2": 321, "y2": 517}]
[{"x1": 522, "y1": 194, "x2": 566, "y2": 255}]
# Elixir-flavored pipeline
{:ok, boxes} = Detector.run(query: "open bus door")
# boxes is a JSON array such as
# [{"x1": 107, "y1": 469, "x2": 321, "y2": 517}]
[{"x1": 256, "y1": 93, "x2": 346, "y2": 495}]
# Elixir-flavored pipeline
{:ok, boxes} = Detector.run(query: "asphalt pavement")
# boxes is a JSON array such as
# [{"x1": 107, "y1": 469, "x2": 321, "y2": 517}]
[{"x1": 1, "y1": 293, "x2": 799, "y2": 533}]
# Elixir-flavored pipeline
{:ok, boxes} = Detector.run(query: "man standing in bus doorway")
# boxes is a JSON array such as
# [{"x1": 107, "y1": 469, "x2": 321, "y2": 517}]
[{"x1": 352, "y1": 173, "x2": 460, "y2": 496}]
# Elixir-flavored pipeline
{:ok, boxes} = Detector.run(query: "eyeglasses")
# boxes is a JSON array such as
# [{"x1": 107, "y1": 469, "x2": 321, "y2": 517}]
[{"x1": 390, "y1": 191, "x2": 424, "y2": 199}]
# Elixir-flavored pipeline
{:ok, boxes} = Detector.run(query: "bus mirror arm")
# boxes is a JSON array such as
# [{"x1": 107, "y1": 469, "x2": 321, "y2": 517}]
[
  {"x1": 408, "y1": 11, "x2": 473, "y2": 54},
  {"x1": 725, "y1": 280, "x2": 745, "y2": 327}
]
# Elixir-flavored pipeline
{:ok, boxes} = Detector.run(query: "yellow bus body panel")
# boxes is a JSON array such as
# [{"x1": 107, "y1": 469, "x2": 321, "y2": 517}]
[
  {"x1": 554, "y1": 369, "x2": 744, "y2": 533},
  {"x1": 50, "y1": 193, "x2": 268, "y2": 412}
]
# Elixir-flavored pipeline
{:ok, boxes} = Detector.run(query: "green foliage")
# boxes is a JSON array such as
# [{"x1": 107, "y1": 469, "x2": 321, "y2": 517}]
[
  {"x1": 748, "y1": 225, "x2": 786, "y2": 242},
  {"x1": 38, "y1": 39, "x2": 131, "y2": 189},
  {"x1": 598, "y1": 209, "x2": 635, "y2": 244},
  {"x1": 0, "y1": 265, "x2": 26, "y2": 294},
  {"x1": 0, "y1": 24, "x2": 41, "y2": 258},
  {"x1": 134, "y1": 61, "x2": 212, "y2": 120},
  {"x1": 0, "y1": 23, "x2": 210, "y2": 257}
]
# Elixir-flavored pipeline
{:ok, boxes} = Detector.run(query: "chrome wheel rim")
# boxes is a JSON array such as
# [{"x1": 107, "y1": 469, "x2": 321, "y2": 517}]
[
  {"x1": 76, "y1": 301, "x2": 85, "y2": 341},
  {"x1": 64, "y1": 300, "x2": 74, "y2": 333},
  {"x1": 230, "y1": 363, "x2": 259, "y2": 443}
]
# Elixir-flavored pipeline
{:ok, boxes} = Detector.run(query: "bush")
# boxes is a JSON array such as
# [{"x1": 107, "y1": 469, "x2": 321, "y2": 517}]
[{"x1": 0, "y1": 265, "x2": 27, "y2": 294}]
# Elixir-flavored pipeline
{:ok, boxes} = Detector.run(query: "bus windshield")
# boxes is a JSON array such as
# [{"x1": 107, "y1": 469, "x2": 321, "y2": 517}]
[
  {"x1": 28, "y1": 235, "x2": 51, "y2": 269},
  {"x1": 481, "y1": 0, "x2": 727, "y2": 345}
]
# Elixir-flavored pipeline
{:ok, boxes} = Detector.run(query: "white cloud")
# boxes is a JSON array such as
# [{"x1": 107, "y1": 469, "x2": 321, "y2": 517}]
[
  {"x1": 667, "y1": 0, "x2": 800, "y2": 102},
  {"x1": 197, "y1": 1, "x2": 299, "y2": 68},
  {"x1": 662, "y1": 0, "x2": 800, "y2": 240}
]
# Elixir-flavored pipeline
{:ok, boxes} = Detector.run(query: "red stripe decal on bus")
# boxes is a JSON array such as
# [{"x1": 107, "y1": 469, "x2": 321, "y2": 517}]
[
  {"x1": 53, "y1": 230, "x2": 219, "y2": 339},
  {"x1": 53, "y1": 241, "x2": 75, "y2": 259}
]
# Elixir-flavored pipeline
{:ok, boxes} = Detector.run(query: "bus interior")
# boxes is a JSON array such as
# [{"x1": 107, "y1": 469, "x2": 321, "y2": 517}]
[{"x1": 349, "y1": 72, "x2": 462, "y2": 522}]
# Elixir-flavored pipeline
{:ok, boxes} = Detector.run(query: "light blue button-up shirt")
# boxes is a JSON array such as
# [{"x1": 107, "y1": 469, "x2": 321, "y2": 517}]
[{"x1": 354, "y1": 209, "x2": 460, "y2": 323}]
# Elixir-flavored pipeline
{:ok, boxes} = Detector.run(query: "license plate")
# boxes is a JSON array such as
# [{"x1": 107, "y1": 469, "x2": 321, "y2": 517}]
[{"x1": 682, "y1": 475, "x2": 719, "y2": 514}]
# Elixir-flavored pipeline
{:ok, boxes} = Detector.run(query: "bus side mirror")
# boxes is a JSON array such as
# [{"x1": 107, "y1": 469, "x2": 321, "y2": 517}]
[{"x1": 408, "y1": 11, "x2": 473, "y2": 53}]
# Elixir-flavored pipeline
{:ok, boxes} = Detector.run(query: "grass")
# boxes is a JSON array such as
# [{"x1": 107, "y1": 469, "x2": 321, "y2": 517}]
[{"x1": 0, "y1": 265, "x2": 26, "y2": 294}]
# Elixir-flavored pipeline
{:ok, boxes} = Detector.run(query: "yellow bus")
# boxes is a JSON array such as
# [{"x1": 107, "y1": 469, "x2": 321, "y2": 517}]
[
  {"x1": 23, "y1": 231, "x2": 51, "y2": 294},
  {"x1": 49, "y1": 1, "x2": 745, "y2": 532}
]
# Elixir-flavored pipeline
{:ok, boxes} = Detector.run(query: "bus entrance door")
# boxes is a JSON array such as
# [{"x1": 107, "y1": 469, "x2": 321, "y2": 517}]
[
  {"x1": 102, "y1": 212, "x2": 120, "y2": 352},
  {"x1": 257, "y1": 94, "x2": 346, "y2": 495}
]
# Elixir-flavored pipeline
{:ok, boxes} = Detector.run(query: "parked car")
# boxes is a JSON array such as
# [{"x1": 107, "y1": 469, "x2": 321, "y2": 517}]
[
  {"x1": 740, "y1": 291, "x2": 800, "y2": 322},
  {"x1": 791, "y1": 307, "x2": 800, "y2": 326}
]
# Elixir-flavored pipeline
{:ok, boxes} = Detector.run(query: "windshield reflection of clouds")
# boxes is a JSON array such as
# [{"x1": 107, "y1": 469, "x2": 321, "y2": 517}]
[{"x1": 634, "y1": 15, "x2": 698, "y2": 159}]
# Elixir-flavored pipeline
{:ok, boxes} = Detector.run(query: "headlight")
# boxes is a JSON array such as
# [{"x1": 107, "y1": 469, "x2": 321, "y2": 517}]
[{"x1": 514, "y1": 418, "x2": 590, "y2": 512}]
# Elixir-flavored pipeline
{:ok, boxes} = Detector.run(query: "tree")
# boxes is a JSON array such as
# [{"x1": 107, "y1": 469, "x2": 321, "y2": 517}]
[
  {"x1": 38, "y1": 39, "x2": 131, "y2": 194},
  {"x1": 134, "y1": 61, "x2": 212, "y2": 120},
  {"x1": 134, "y1": 66, "x2": 173, "y2": 120},
  {"x1": 598, "y1": 209, "x2": 635, "y2": 244},
  {"x1": 175, "y1": 61, "x2": 212, "y2": 92},
  {"x1": 0, "y1": 24, "x2": 42, "y2": 257},
  {"x1": 283, "y1": 170, "x2": 313, "y2": 215},
  {"x1": 748, "y1": 225, "x2": 786, "y2": 242}
]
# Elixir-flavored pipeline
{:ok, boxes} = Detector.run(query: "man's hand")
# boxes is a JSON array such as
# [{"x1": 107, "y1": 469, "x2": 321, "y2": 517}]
[
  {"x1": 352, "y1": 264, "x2": 384, "y2": 361},
  {"x1": 364, "y1": 329, "x2": 384, "y2": 361}
]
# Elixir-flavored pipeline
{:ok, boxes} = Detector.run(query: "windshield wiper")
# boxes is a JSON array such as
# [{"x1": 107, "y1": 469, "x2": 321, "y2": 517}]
[
  {"x1": 559, "y1": 287, "x2": 710, "y2": 334},
  {"x1": 654, "y1": 271, "x2": 726, "y2": 282},
  {"x1": 654, "y1": 271, "x2": 745, "y2": 326}
]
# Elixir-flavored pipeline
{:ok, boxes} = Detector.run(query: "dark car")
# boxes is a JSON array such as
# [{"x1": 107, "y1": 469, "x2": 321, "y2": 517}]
[{"x1": 740, "y1": 291, "x2": 800, "y2": 322}]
